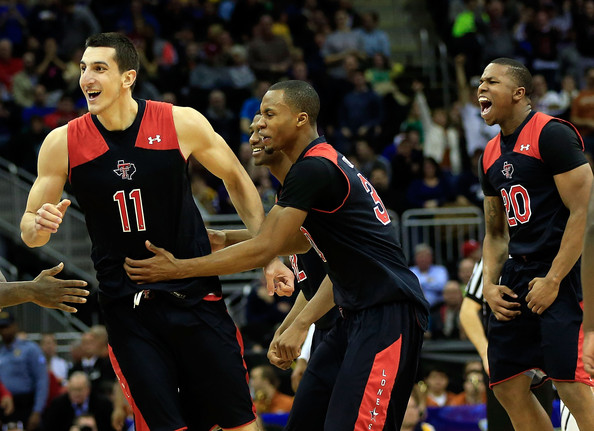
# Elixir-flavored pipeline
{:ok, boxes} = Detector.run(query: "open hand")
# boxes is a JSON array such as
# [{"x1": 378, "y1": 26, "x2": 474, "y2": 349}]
[
  {"x1": 31, "y1": 262, "x2": 89, "y2": 313},
  {"x1": 124, "y1": 241, "x2": 182, "y2": 283}
]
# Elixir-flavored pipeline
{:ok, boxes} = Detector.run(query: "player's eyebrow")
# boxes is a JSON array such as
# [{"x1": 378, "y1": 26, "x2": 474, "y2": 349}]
[{"x1": 79, "y1": 60, "x2": 110, "y2": 67}]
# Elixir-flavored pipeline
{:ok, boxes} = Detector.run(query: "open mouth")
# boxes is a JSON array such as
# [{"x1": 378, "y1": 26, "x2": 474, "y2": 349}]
[
  {"x1": 479, "y1": 97, "x2": 492, "y2": 116},
  {"x1": 251, "y1": 146, "x2": 264, "y2": 155},
  {"x1": 87, "y1": 90, "x2": 101, "y2": 101}
]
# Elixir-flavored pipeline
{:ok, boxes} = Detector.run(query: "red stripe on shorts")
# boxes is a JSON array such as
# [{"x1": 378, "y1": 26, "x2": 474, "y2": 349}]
[
  {"x1": 354, "y1": 336, "x2": 403, "y2": 431},
  {"x1": 108, "y1": 345, "x2": 151, "y2": 431}
]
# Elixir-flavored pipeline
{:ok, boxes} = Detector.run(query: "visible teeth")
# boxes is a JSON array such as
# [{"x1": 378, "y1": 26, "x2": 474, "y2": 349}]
[{"x1": 252, "y1": 148, "x2": 262, "y2": 153}]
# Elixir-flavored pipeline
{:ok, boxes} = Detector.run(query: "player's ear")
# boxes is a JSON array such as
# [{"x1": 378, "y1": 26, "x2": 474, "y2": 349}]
[
  {"x1": 513, "y1": 86, "x2": 526, "y2": 101},
  {"x1": 296, "y1": 112, "x2": 309, "y2": 128},
  {"x1": 122, "y1": 69, "x2": 137, "y2": 90}
]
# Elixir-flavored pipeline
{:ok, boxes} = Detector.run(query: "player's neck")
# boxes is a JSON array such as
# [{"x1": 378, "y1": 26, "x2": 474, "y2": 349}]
[
  {"x1": 95, "y1": 96, "x2": 139, "y2": 131},
  {"x1": 283, "y1": 130, "x2": 320, "y2": 163},
  {"x1": 500, "y1": 105, "x2": 531, "y2": 136}
]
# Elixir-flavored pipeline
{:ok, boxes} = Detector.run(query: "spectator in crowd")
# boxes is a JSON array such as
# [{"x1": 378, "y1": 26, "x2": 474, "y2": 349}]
[
  {"x1": 205, "y1": 89, "x2": 239, "y2": 154},
  {"x1": 248, "y1": 14, "x2": 291, "y2": 82},
  {"x1": 571, "y1": 66, "x2": 594, "y2": 156},
  {"x1": 450, "y1": 369, "x2": 487, "y2": 406},
  {"x1": 450, "y1": 0, "x2": 488, "y2": 77},
  {"x1": 35, "y1": 38, "x2": 66, "y2": 102},
  {"x1": 413, "y1": 80, "x2": 462, "y2": 175},
  {"x1": 0, "y1": 38, "x2": 22, "y2": 92},
  {"x1": 457, "y1": 256, "x2": 476, "y2": 287},
  {"x1": 409, "y1": 243, "x2": 449, "y2": 308},
  {"x1": 239, "y1": 79, "x2": 270, "y2": 143},
  {"x1": 480, "y1": 0, "x2": 516, "y2": 63},
  {"x1": 249, "y1": 364, "x2": 294, "y2": 415},
  {"x1": 42, "y1": 372, "x2": 113, "y2": 431},
  {"x1": 43, "y1": 94, "x2": 77, "y2": 129},
  {"x1": 369, "y1": 163, "x2": 399, "y2": 215},
  {"x1": 39, "y1": 333, "x2": 69, "y2": 385},
  {"x1": 70, "y1": 413, "x2": 99, "y2": 431},
  {"x1": 12, "y1": 51, "x2": 38, "y2": 109},
  {"x1": 321, "y1": 9, "x2": 365, "y2": 80},
  {"x1": 68, "y1": 328, "x2": 115, "y2": 400},
  {"x1": 454, "y1": 55, "x2": 500, "y2": 157},
  {"x1": 406, "y1": 157, "x2": 453, "y2": 210},
  {"x1": 336, "y1": 70, "x2": 383, "y2": 154},
  {"x1": 429, "y1": 280, "x2": 464, "y2": 340},
  {"x1": 424, "y1": 368, "x2": 457, "y2": 407},
  {"x1": 21, "y1": 84, "x2": 55, "y2": 125},
  {"x1": 57, "y1": 0, "x2": 101, "y2": 61},
  {"x1": 531, "y1": 74, "x2": 566, "y2": 116},
  {"x1": 0, "y1": 379, "x2": 14, "y2": 419},
  {"x1": 455, "y1": 149, "x2": 485, "y2": 209},
  {"x1": 0, "y1": 311, "x2": 48, "y2": 431},
  {"x1": 461, "y1": 239, "x2": 482, "y2": 263},
  {"x1": 354, "y1": 11, "x2": 390, "y2": 58},
  {"x1": 400, "y1": 385, "x2": 435, "y2": 431}
]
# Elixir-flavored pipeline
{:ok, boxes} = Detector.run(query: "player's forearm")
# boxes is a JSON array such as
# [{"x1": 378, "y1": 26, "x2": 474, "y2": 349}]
[
  {"x1": 292, "y1": 276, "x2": 335, "y2": 330},
  {"x1": 179, "y1": 237, "x2": 278, "y2": 278},
  {"x1": 459, "y1": 299, "x2": 488, "y2": 360},
  {"x1": 482, "y1": 233, "x2": 508, "y2": 285},
  {"x1": 547, "y1": 209, "x2": 587, "y2": 284},
  {"x1": 0, "y1": 281, "x2": 37, "y2": 308},
  {"x1": 276, "y1": 291, "x2": 308, "y2": 335},
  {"x1": 222, "y1": 229, "x2": 253, "y2": 247},
  {"x1": 20, "y1": 212, "x2": 51, "y2": 248},
  {"x1": 224, "y1": 177, "x2": 265, "y2": 235},
  {"x1": 584, "y1": 194, "x2": 594, "y2": 332}
]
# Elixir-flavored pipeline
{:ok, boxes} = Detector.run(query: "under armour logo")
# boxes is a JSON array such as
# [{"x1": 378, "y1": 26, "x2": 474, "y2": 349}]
[
  {"x1": 147, "y1": 135, "x2": 161, "y2": 145},
  {"x1": 114, "y1": 160, "x2": 136, "y2": 180},
  {"x1": 520, "y1": 144, "x2": 530, "y2": 151}
]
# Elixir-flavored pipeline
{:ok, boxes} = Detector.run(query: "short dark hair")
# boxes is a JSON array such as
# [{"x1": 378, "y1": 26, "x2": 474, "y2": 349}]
[
  {"x1": 85, "y1": 32, "x2": 139, "y2": 89},
  {"x1": 490, "y1": 57, "x2": 533, "y2": 97},
  {"x1": 269, "y1": 80, "x2": 320, "y2": 124}
]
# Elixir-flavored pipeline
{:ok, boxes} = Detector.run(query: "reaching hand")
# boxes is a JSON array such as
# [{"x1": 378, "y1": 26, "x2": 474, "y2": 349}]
[
  {"x1": 264, "y1": 258, "x2": 294, "y2": 297},
  {"x1": 124, "y1": 241, "x2": 182, "y2": 284},
  {"x1": 34, "y1": 199, "x2": 70, "y2": 234},
  {"x1": 483, "y1": 282, "x2": 521, "y2": 321},
  {"x1": 30, "y1": 262, "x2": 89, "y2": 313},
  {"x1": 0, "y1": 395, "x2": 14, "y2": 416}
]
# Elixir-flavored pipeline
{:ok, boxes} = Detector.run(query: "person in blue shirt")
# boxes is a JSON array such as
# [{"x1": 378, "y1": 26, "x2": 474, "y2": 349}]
[{"x1": 0, "y1": 311, "x2": 49, "y2": 431}]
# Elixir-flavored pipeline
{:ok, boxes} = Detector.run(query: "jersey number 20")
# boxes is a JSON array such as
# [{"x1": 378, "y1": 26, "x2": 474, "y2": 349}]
[
  {"x1": 500, "y1": 185, "x2": 531, "y2": 226},
  {"x1": 113, "y1": 189, "x2": 146, "y2": 232}
]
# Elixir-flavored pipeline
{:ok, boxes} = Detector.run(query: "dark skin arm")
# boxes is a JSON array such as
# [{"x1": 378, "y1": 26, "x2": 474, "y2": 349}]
[
  {"x1": 125, "y1": 205, "x2": 308, "y2": 294},
  {"x1": 482, "y1": 195, "x2": 521, "y2": 321},
  {"x1": 582, "y1": 177, "x2": 594, "y2": 377}
]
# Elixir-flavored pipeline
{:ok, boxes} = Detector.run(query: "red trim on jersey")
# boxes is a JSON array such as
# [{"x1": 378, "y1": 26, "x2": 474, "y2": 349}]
[
  {"x1": 135, "y1": 101, "x2": 183, "y2": 158},
  {"x1": 482, "y1": 112, "x2": 585, "y2": 173},
  {"x1": 573, "y1": 302, "x2": 594, "y2": 386},
  {"x1": 67, "y1": 114, "x2": 109, "y2": 179},
  {"x1": 233, "y1": 319, "x2": 258, "y2": 419},
  {"x1": 304, "y1": 143, "x2": 350, "y2": 213},
  {"x1": 202, "y1": 292, "x2": 223, "y2": 301},
  {"x1": 354, "y1": 336, "x2": 402, "y2": 431},
  {"x1": 108, "y1": 345, "x2": 151, "y2": 431}
]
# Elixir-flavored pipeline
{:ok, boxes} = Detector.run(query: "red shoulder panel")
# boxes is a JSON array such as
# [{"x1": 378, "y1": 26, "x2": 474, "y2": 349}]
[
  {"x1": 67, "y1": 114, "x2": 109, "y2": 171},
  {"x1": 304, "y1": 143, "x2": 338, "y2": 165},
  {"x1": 513, "y1": 112, "x2": 553, "y2": 160},
  {"x1": 135, "y1": 100, "x2": 181, "y2": 152},
  {"x1": 482, "y1": 135, "x2": 501, "y2": 174}
]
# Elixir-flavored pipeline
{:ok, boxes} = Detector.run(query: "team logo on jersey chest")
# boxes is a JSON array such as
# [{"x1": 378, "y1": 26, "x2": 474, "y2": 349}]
[
  {"x1": 501, "y1": 161, "x2": 514, "y2": 179},
  {"x1": 114, "y1": 160, "x2": 136, "y2": 180}
]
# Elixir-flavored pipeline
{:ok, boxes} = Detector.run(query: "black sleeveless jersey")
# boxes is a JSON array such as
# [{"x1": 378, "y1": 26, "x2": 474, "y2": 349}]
[
  {"x1": 480, "y1": 111, "x2": 587, "y2": 259},
  {"x1": 277, "y1": 138, "x2": 429, "y2": 320},
  {"x1": 289, "y1": 248, "x2": 339, "y2": 330},
  {"x1": 67, "y1": 99, "x2": 221, "y2": 301}
]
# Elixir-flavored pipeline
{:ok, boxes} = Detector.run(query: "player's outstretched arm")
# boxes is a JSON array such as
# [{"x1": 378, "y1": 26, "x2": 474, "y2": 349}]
[
  {"x1": 482, "y1": 195, "x2": 520, "y2": 321},
  {"x1": 125, "y1": 205, "x2": 307, "y2": 282},
  {"x1": 0, "y1": 263, "x2": 88, "y2": 312},
  {"x1": 21, "y1": 126, "x2": 69, "y2": 248}
]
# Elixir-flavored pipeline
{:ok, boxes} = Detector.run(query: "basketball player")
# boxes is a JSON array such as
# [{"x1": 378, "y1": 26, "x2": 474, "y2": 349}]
[
  {"x1": 125, "y1": 80, "x2": 429, "y2": 430},
  {"x1": 20, "y1": 32, "x2": 292, "y2": 431},
  {"x1": 479, "y1": 58, "x2": 594, "y2": 430}
]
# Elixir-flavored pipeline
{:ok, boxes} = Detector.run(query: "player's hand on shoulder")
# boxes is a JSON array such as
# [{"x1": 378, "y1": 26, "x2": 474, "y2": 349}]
[
  {"x1": 34, "y1": 199, "x2": 70, "y2": 234},
  {"x1": 31, "y1": 262, "x2": 89, "y2": 312},
  {"x1": 483, "y1": 282, "x2": 521, "y2": 321},
  {"x1": 526, "y1": 276, "x2": 559, "y2": 315}
]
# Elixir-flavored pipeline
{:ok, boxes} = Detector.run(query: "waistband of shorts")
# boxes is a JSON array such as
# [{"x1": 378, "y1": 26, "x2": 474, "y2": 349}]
[{"x1": 510, "y1": 252, "x2": 555, "y2": 263}]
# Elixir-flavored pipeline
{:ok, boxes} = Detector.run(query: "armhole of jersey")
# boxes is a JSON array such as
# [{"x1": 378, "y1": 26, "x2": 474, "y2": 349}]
[
  {"x1": 311, "y1": 164, "x2": 350, "y2": 214},
  {"x1": 303, "y1": 145, "x2": 350, "y2": 214}
]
